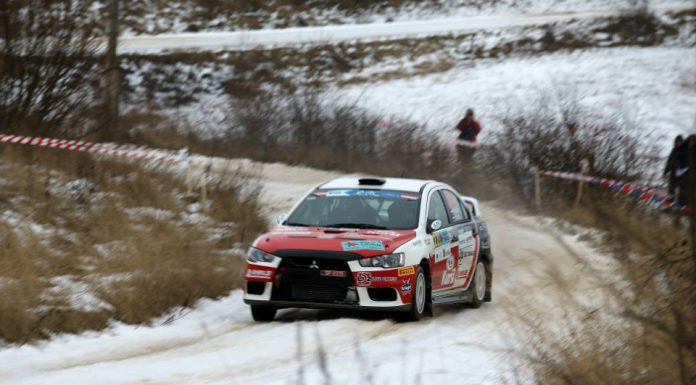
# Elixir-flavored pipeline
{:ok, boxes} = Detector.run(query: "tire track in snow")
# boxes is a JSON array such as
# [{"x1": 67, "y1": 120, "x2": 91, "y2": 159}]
[{"x1": 0, "y1": 157, "x2": 604, "y2": 385}]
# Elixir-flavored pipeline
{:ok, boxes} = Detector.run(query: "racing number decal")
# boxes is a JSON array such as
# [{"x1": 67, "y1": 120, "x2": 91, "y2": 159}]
[{"x1": 431, "y1": 224, "x2": 479, "y2": 291}]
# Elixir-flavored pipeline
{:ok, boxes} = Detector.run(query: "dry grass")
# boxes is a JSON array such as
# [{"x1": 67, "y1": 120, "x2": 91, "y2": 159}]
[
  {"x1": 0, "y1": 146, "x2": 265, "y2": 344},
  {"x1": 470, "y1": 89, "x2": 696, "y2": 385},
  {"x1": 504, "y1": 202, "x2": 695, "y2": 385}
]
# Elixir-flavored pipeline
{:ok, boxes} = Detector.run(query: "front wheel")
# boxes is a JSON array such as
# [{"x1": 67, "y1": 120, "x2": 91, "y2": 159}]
[
  {"x1": 250, "y1": 305, "x2": 277, "y2": 322},
  {"x1": 396, "y1": 267, "x2": 427, "y2": 322},
  {"x1": 469, "y1": 261, "x2": 487, "y2": 308}
]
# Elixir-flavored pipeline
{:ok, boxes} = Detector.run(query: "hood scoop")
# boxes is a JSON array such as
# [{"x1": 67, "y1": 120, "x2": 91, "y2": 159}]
[{"x1": 322, "y1": 229, "x2": 353, "y2": 234}]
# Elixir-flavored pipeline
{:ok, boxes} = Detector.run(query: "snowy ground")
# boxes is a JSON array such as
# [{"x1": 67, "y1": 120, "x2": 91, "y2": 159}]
[
  {"x1": 118, "y1": 3, "x2": 694, "y2": 52},
  {"x1": 0, "y1": 158, "x2": 604, "y2": 385},
  {"x1": 117, "y1": 0, "x2": 693, "y2": 35},
  {"x1": 339, "y1": 46, "x2": 696, "y2": 156},
  {"x1": 174, "y1": 46, "x2": 695, "y2": 156}
]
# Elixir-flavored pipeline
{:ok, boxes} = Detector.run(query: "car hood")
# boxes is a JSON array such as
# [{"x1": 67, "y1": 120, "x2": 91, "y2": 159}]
[{"x1": 253, "y1": 226, "x2": 417, "y2": 258}]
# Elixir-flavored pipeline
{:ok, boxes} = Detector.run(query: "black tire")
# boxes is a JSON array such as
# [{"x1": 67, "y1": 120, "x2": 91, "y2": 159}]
[
  {"x1": 484, "y1": 262, "x2": 493, "y2": 302},
  {"x1": 250, "y1": 305, "x2": 277, "y2": 322},
  {"x1": 469, "y1": 261, "x2": 487, "y2": 308},
  {"x1": 395, "y1": 267, "x2": 428, "y2": 322}
]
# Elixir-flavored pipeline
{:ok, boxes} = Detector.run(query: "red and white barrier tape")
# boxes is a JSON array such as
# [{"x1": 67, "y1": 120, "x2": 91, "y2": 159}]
[
  {"x1": 0, "y1": 134, "x2": 184, "y2": 164},
  {"x1": 539, "y1": 169, "x2": 689, "y2": 213}
]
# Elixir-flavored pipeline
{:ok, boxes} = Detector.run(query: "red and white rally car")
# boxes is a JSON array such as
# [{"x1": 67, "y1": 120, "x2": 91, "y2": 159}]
[{"x1": 243, "y1": 177, "x2": 493, "y2": 321}]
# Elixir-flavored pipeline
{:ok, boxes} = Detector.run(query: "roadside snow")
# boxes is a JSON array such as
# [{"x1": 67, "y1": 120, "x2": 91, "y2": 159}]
[
  {"x1": 39, "y1": 276, "x2": 113, "y2": 314},
  {"x1": 339, "y1": 46, "x2": 696, "y2": 155}
]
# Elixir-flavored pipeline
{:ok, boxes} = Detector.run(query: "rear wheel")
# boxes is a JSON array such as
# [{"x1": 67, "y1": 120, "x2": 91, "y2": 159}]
[
  {"x1": 469, "y1": 261, "x2": 486, "y2": 308},
  {"x1": 396, "y1": 267, "x2": 427, "y2": 322},
  {"x1": 250, "y1": 305, "x2": 277, "y2": 322}
]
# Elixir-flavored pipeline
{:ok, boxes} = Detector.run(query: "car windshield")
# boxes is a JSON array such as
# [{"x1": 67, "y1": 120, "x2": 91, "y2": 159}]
[{"x1": 285, "y1": 189, "x2": 421, "y2": 230}]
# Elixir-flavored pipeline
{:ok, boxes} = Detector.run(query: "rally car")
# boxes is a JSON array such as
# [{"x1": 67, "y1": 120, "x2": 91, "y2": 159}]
[{"x1": 243, "y1": 177, "x2": 493, "y2": 322}]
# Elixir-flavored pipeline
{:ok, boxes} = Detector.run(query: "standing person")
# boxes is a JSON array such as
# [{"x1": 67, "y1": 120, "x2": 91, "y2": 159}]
[
  {"x1": 455, "y1": 109, "x2": 482, "y2": 164},
  {"x1": 456, "y1": 108, "x2": 482, "y2": 143},
  {"x1": 679, "y1": 135, "x2": 696, "y2": 207},
  {"x1": 664, "y1": 135, "x2": 687, "y2": 201}
]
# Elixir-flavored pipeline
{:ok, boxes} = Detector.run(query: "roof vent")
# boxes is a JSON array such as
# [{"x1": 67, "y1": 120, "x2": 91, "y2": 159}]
[{"x1": 358, "y1": 177, "x2": 386, "y2": 186}]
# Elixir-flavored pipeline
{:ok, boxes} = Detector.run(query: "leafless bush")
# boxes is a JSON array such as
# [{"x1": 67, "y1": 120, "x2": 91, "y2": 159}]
[
  {"x1": 481, "y1": 87, "x2": 696, "y2": 385},
  {"x1": 478, "y1": 89, "x2": 651, "y2": 205},
  {"x1": 0, "y1": 0, "x2": 101, "y2": 137},
  {"x1": 0, "y1": 146, "x2": 265, "y2": 343}
]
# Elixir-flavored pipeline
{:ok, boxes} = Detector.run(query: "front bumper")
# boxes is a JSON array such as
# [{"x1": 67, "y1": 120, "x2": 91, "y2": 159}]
[
  {"x1": 244, "y1": 298, "x2": 411, "y2": 312},
  {"x1": 244, "y1": 256, "x2": 417, "y2": 310}
]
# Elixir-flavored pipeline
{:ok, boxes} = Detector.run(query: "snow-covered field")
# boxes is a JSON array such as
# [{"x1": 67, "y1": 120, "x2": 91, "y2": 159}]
[
  {"x1": 0, "y1": 158, "x2": 603, "y2": 385},
  {"x1": 118, "y1": 3, "x2": 694, "y2": 53},
  {"x1": 176, "y1": 46, "x2": 695, "y2": 155},
  {"x1": 118, "y1": 0, "x2": 693, "y2": 35},
  {"x1": 340, "y1": 46, "x2": 696, "y2": 155}
]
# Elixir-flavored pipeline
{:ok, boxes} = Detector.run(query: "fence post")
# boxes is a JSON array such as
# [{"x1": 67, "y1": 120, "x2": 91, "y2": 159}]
[
  {"x1": 179, "y1": 148, "x2": 192, "y2": 196},
  {"x1": 200, "y1": 161, "x2": 211, "y2": 208},
  {"x1": 575, "y1": 160, "x2": 590, "y2": 207},
  {"x1": 533, "y1": 166, "x2": 541, "y2": 210}
]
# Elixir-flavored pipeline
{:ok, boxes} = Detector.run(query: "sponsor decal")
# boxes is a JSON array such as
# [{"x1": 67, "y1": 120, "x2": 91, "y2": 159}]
[
  {"x1": 373, "y1": 276, "x2": 397, "y2": 283},
  {"x1": 446, "y1": 256, "x2": 455, "y2": 270},
  {"x1": 246, "y1": 269, "x2": 273, "y2": 280},
  {"x1": 356, "y1": 272, "x2": 372, "y2": 286},
  {"x1": 411, "y1": 240, "x2": 422, "y2": 247},
  {"x1": 433, "y1": 248, "x2": 447, "y2": 263},
  {"x1": 424, "y1": 238, "x2": 433, "y2": 246},
  {"x1": 342, "y1": 240, "x2": 385, "y2": 251},
  {"x1": 401, "y1": 279, "x2": 412, "y2": 294},
  {"x1": 398, "y1": 266, "x2": 415, "y2": 277},
  {"x1": 432, "y1": 230, "x2": 451, "y2": 248},
  {"x1": 363, "y1": 230, "x2": 403, "y2": 237},
  {"x1": 320, "y1": 270, "x2": 347, "y2": 278},
  {"x1": 316, "y1": 189, "x2": 419, "y2": 200},
  {"x1": 441, "y1": 271, "x2": 455, "y2": 286},
  {"x1": 457, "y1": 269, "x2": 469, "y2": 279},
  {"x1": 459, "y1": 232, "x2": 475, "y2": 249}
]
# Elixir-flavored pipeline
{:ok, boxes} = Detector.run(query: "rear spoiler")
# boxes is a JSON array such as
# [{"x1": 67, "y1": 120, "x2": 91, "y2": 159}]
[{"x1": 460, "y1": 196, "x2": 481, "y2": 217}]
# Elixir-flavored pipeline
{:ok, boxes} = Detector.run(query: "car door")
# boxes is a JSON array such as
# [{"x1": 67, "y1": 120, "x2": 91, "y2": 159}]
[
  {"x1": 440, "y1": 189, "x2": 478, "y2": 290},
  {"x1": 426, "y1": 189, "x2": 456, "y2": 292}
]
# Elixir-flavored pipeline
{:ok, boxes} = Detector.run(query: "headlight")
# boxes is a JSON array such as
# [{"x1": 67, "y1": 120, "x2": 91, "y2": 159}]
[
  {"x1": 247, "y1": 248, "x2": 276, "y2": 263},
  {"x1": 358, "y1": 253, "x2": 405, "y2": 268}
]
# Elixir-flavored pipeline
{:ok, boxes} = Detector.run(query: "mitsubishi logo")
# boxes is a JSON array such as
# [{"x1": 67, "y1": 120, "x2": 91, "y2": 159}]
[{"x1": 309, "y1": 260, "x2": 319, "y2": 269}]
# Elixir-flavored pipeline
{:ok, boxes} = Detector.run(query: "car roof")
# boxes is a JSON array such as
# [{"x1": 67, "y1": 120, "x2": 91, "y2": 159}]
[{"x1": 319, "y1": 177, "x2": 434, "y2": 193}]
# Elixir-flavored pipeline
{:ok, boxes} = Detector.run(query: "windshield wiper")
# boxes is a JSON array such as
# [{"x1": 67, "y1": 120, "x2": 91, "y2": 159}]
[{"x1": 324, "y1": 223, "x2": 388, "y2": 229}]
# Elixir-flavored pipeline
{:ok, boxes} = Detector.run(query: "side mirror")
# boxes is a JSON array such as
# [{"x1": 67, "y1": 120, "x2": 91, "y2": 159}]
[
  {"x1": 276, "y1": 213, "x2": 289, "y2": 225},
  {"x1": 427, "y1": 219, "x2": 443, "y2": 233}
]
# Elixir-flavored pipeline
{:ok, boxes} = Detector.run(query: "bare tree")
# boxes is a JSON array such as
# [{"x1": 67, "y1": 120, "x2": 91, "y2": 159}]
[{"x1": 0, "y1": 0, "x2": 101, "y2": 138}]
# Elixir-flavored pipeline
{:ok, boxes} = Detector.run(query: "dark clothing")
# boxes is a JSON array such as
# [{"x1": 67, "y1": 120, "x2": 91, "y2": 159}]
[
  {"x1": 457, "y1": 119, "x2": 481, "y2": 142},
  {"x1": 664, "y1": 145, "x2": 688, "y2": 176},
  {"x1": 665, "y1": 145, "x2": 688, "y2": 200}
]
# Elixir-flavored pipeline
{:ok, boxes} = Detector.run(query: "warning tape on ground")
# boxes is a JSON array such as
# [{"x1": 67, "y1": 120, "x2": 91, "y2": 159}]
[
  {"x1": 539, "y1": 169, "x2": 689, "y2": 213},
  {"x1": 0, "y1": 134, "x2": 185, "y2": 164}
]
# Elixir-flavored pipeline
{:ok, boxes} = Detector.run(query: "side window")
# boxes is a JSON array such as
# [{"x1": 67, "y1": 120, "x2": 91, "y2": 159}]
[
  {"x1": 441, "y1": 190, "x2": 469, "y2": 223},
  {"x1": 427, "y1": 191, "x2": 450, "y2": 226}
]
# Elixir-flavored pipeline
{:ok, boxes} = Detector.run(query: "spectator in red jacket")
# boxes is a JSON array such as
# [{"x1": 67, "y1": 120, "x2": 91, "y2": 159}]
[{"x1": 456, "y1": 109, "x2": 481, "y2": 142}]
